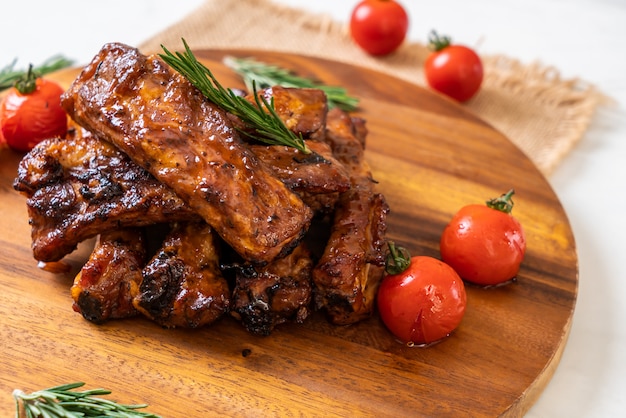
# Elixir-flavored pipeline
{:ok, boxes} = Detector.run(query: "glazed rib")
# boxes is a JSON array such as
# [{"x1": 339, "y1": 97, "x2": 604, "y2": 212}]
[
  {"x1": 71, "y1": 228, "x2": 146, "y2": 324},
  {"x1": 249, "y1": 140, "x2": 350, "y2": 194},
  {"x1": 312, "y1": 108, "x2": 389, "y2": 325},
  {"x1": 13, "y1": 129, "x2": 199, "y2": 262},
  {"x1": 134, "y1": 221, "x2": 230, "y2": 328},
  {"x1": 228, "y1": 241, "x2": 313, "y2": 336},
  {"x1": 14, "y1": 127, "x2": 350, "y2": 262},
  {"x1": 61, "y1": 42, "x2": 312, "y2": 265},
  {"x1": 247, "y1": 86, "x2": 328, "y2": 139}
]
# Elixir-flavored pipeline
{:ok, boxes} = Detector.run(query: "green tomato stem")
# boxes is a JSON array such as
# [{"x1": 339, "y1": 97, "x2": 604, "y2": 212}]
[
  {"x1": 428, "y1": 30, "x2": 452, "y2": 52},
  {"x1": 385, "y1": 241, "x2": 411, "y2": 275},
  {"x1": 14, "y1": 64, "x2": 37, "y2": 95},
  {"x1": 486, "y1": 188, "x2": 516, "y2": 214}
]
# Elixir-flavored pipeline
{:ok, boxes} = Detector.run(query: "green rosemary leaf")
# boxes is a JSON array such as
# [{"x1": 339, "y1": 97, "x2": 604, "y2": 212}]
[
  {"x1": 223, "y1": 55, "x2": 360, "y2": 112},
  {"x1": 159, "y1": 39, "x2": 309, "y2": 154},
  {"x1": 0, "y1": 55, "x2": 74, "y2": 92},
  {"x1": 13, "y1": 382, "x2": 161, "y2": 418}
]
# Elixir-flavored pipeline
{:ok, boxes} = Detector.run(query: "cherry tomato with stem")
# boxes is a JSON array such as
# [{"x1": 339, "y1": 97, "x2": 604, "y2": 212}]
[
  {"x1": 0, "y1": 65, "x2": 67, "y2": 152},
  {"x1": 424, "y1": 31, "x2": 483, "y2": 102},
  {"x1": 350, "y1": 0, "x2": 409, "y2": 56},
  {"x1": 377, "y1": 242, "x2": 467, "y2": 346},
  {"x1": 440, "y1": 189, "x2": 526, "y2": 286}
]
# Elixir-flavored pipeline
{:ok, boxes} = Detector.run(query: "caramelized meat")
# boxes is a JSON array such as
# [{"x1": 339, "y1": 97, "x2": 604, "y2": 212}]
[
  {"x1": 61, "y1": 42, "x2": 312, "y2": 265},
  {"x1": 250, "y1": 140, "x2": 350, "y2": 194},
  {"x1": 134, "y1": 222, "x2": 230, "y2": 328},
  {"x1": 71, "y1": 228, "x2": 146, "y2": 324},
  {"x1": 250, "y1": 139, "x2": 350, "y2": 213},
  {"x1": 229, "y1": 242, "x2": 313, "y2": 336},
  {"x1": 13, "y1": 128, "x2": 346, "y2": 263},
  {"x1": 312, "y1": 108, "x2": 389, "y2": 325},
  {"x1": 13, "y1": 129, "x2": 199, "y2": 262},
  {"x1": 248, "y1": 86, "x2": 328, "y2": 139},
  {"x1": 351, "y1": 116, "x2": 368, "y2": 148}
]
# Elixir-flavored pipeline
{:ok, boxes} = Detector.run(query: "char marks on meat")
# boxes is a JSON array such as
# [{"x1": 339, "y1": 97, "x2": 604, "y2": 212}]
[
  {"x1": 249, "y1": 140, "x2": 350, "y2": 194},
  {"x1": 228, "y1": 241, "x2": 313, "y2": 336},
  {"x1": 249, "y1": 140, "x2": 351, "y2": 213},
  {"x1": 71, "y1": 228, "x2": 146, "y2": 324},
  {"x1": 61, "y1": 43, "x2": 312, "y2": 265},
  {"x1": 312, "y1": 108, "x2": 389, "y2": 325},
  {"x1": 134, "y1": 221, "x2": 230, "y2": 328},
  {"x1": 13, "y1": 127, "x2": 199, "y2": 262}
]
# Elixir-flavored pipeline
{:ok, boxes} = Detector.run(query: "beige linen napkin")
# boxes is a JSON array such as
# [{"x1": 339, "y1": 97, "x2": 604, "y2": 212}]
[{"x1": 139, "y1": 0, "x2": 605, "y2": 175}]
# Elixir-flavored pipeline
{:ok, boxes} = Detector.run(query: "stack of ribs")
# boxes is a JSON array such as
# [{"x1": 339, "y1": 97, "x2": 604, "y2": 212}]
[{"x1": 13, "y1": 43, "x2": 389, "y2": 336}]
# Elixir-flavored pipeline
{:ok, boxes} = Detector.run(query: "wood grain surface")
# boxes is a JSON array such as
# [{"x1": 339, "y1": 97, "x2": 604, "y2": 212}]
[{"x1": 0, "y1": 49, "x2": 578, "y2": 417}]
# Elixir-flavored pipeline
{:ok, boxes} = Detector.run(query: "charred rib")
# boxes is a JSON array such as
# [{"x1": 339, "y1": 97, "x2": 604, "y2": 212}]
[
  {"x1": 61, "y1": 42, "x2": 312, "y2": 265},
  {"x1": 134, "y1": 221, "x2": 230, "y2": 328},
  {"x1": 71, "y1": 228, "x2": 146, "y2": 324},
  {"x1": 312, "y1": 108, "x2": 389, "y2": 325}
]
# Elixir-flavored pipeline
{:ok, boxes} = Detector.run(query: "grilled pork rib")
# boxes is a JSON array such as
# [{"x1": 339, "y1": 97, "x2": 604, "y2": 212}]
[
  {"x1": 71, "y1": 228, "x2": 146, "y2": 323},
  {"x1": 250, "y1": 140, "x2": 350, "y2": 213},
  {"x1": 61, "y1": 42, "x2": 312, "y2": 265},
  {"x1": 14, "y1": 128, "x2": 349, "y2": 262},
  {"x1": 134, "y1": 221, "x2": 230, "y2": 328},
  {"x1": 13, "y1": 129, "x2": 199, "y2": 262},
  {"x1": 313, "y1": 108, "x2": 389, "y2": 325},
  {"x1": 228, "y1": 241, "x2": 313, "y2": 336},
  {"x1": 245, "y1": 86, "x2": 328, "y2": 139}
]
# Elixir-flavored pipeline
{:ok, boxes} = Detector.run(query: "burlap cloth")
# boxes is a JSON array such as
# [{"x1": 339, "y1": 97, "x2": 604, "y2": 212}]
[{"x1": 139, "y1": 0, "x2": 605, "y2": 176}]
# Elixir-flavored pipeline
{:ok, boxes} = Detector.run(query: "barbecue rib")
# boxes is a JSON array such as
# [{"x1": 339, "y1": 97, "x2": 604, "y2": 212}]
[
  {"x1": 228, "y1": 241, "x2": 313, "y2": 336},
  {"x1": 249, "y1": 140, "x2": 350, "y2": 213},
  {"x1": 61, "y1": 42, "x2": 312, "y2": 265},
  {"x1": 134, "y1": 221, "x2": 230, "y2": 328},
  {"x1": 247, "y1": 86, "x2": 328, "y2": 139},
  {"x1": 13, "y1": 128, "x2": 199, "y2": 262},
  {"x1": 249, "y1": 140, "x2": 349, "y2": 194},
  {"x1": 71, "y1": 228, "x2": 146, "y2": 324},
  {"x1": 13, "y1": 126, "x2": 349, "y2": 262},
  {"x1": 312, "y1": 108, "x2": 389, "y2": 325}
]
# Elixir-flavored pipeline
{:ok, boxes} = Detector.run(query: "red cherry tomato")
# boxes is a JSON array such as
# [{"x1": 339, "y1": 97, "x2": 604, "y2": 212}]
[
  {"x1": 377, "y1": 244, "x2": 467, "y2": 346},
  {"x1": 350, "y1": 0, "x2": 409, "y2": 56},
  {"x1": 0, "y1": 67, "x2": 67, "y2": 152},
  {"x1": 440, "y1": 189, "x2": 526, "y2": 286},
  {"x1": 0, "y1": 118, "x2": 6, "y2": 148},
  {"x1": 424, "y1": 31, "x2": 483, "y2": 102}
]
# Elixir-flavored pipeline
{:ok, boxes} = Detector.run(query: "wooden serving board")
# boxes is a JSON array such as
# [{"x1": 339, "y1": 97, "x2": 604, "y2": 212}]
[{"x1": 0, "y1": 49, "x2": 577, "y2": 417}]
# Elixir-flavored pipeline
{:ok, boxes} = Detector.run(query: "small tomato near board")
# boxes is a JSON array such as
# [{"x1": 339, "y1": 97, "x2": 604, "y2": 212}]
[
  {"x1": 424, "y1": 31, "x2": 483, "y2": 102},
  {"x1": 349, "y1": 0, "x2": 409, "y2": 56},
  {"x1": 0, "y1": 65, "x2": 67, "y2": 152},
  {"x1": 0, "y1": 121, "x2": 5, "y2": 148},
  {"x1": 440, "y1": 189, "x2": 526, "y2": 286},
  {"x1": 377, "y1": 242, "x2": 467, "y2": 346}
]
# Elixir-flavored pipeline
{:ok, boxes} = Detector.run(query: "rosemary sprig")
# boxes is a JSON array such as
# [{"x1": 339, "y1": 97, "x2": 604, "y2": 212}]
[
  {"x1": 13, "y1": 382, "x2": 161, "y2": 418},
  {"x1": 223, "y1": 56, "x2": 360, "y2": 112},
  {"x1": 0, "y1": 55, "x2": 74, "y2": 91},
  {"x1": 159, "y1": 40, "x2": 309, "y2": 154}
]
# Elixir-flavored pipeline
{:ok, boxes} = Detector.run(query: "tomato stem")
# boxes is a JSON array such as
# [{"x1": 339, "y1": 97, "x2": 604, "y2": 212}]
[
  {"x1": 486, "y1": 189, "x2": 516, "y2": 214},
  {"x1": 427, "y1": 30, "x2": 452, "y2": 52},
  {"x1": 385, "y1": 241, "x2": 411, "y2": 275},
  {"x1": 14, "y1": 64, "x2": 37, "y2": 95}
]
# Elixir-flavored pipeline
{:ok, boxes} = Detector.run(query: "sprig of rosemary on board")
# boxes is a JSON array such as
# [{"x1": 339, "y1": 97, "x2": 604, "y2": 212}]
[
  {"x1": 223, "y1": 56, "x2": 360, "y2": 112},
  {"x1": 0, "y1": 55, "x2": 74, "y2": 92},
  {"x1": 13, "y1": 382, "x2": 161, "y2": 418},
  {"x1": 160, "y1": 39, "x2": 309, "y2": 154}
]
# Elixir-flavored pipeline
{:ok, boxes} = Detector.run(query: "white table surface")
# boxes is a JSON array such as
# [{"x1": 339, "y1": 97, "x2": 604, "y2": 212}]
[{"x1": 2, "y1": 0, "x2": 625, "y2": 416}]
